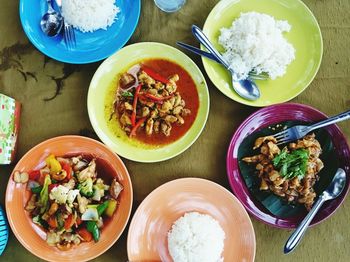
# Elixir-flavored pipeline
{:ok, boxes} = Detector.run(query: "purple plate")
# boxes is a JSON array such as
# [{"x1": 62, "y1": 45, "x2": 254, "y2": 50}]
[{"x1": 226, "y1": 103, "x2": 350, "y2": 228}]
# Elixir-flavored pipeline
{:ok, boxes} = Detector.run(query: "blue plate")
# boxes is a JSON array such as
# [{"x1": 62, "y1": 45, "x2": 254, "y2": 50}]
[
  {"x1": 0, "y1": 206, "x2": 9, "y2": 256},
  {"x1": 19, "y1": 0, "x2": 141, "y2": 64}
]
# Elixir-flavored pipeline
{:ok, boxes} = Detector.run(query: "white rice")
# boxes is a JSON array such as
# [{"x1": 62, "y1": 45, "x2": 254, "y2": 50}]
[
  {"x1": 219, "y1": 12, "x2": 295, "y2": 80},
  {"x1": 168, "y1": 212, "x2": 225, "y2": 262},
  {"x1": 61, "y1": 0, "x2": 120, "y2": 33}
]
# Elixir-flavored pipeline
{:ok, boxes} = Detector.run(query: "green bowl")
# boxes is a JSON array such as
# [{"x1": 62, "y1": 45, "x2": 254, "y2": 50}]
[
  {"x1": 202, "y1": 0, "x2": 323, "y2": 107},
  {"x1": 88, "y1": 42, "x2": 210, "y2": 162}
]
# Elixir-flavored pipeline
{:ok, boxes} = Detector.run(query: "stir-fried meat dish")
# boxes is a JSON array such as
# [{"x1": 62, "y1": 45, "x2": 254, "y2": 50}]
[
  {"x1": 115, "y1": 64, "x2": 191, "y2": 138},
  {"x1": 242, "y1": 133, "x2": 324, "y2": 210},
  {"x1": 19, "y1": 154, "x2": 123, "y2": 250}
]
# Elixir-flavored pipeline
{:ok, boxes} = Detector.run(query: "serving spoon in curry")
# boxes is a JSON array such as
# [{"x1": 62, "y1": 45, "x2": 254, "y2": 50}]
[
  {"x1": 284, "y1": 168, "x2": 346, "y2": 254},
  {"x1": 191, "y1": 25, "x2": 261, "y2": 101}
]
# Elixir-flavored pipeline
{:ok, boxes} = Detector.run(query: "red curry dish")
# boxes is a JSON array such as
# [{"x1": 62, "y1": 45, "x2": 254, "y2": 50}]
[{"x1": 113, "y1": 59, "x2": 199, "y2": 145}]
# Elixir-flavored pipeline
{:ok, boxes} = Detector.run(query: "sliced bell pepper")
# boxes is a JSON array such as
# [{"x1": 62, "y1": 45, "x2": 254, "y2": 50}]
[
  {"x1": 45, "y1": 154, "x2": 55, "y2": 166},
  {"x1": 48, "y1": 216, "x2": 58, "y2": 229},
  {"x1": 28, "y1": 170, "x2": 41, "y2": 181},
  {"x1": 86, "y1": 221, "x2": 100, "y2": 242},
  {"x1": 105, "y1": 199, "x2": 118, "y2": 217},
  {"x1": 64, "y1": 214, "x2": 76, "y2": 230},
  {"x1": 129, "y1": 117, "x2": 146, "y2": 137},
  {"x1": 61, "y1": 163, "x2": 72, "y2": 180},
  {"x1": 77, "y1": 228, "x2": 93, "y2": 242},
  {"x1": 131, "y1": 84, "x2": 142, "y2": 127},
  {"x1": 45, "y1": 154, "x2": 62, "y2": 175},
  {"x1": 142, "y1": 67, "x2": 169, "y2": 84}
]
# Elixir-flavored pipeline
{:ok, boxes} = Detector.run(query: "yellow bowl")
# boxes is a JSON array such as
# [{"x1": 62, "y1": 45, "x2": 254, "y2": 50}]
[
  {"x1": 202, "y1": 0, "x2": 323, "y2": 106},
  {"x1": 88, "y1": 42, "x2": 210, "y2": 162}
]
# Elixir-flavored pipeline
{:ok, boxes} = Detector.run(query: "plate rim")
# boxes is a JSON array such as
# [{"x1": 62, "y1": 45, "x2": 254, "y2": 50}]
[
  {"x1": 201, "y1": 0, "x2": 324, "y2": 107},
  {"x1": 5, "y1": 135, "x2": 133, "y2": 262},
  {"x1": 87, "y1": 41, "x2": 210, "y2": 163},
  {"x1": 126, "y1": 177, "x2": 256, "y2": 261},
  {"x1": 226, "y1": 103, "x2": 350, "y2": 228},
  {"x1": 18, "y1": 0, "x2": 141, "y2": 64}
]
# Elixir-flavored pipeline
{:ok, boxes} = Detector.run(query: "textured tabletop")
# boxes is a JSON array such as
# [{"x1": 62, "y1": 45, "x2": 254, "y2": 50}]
[{"x1": 0, "y1": 0, "x2": 350, "y2": 261}]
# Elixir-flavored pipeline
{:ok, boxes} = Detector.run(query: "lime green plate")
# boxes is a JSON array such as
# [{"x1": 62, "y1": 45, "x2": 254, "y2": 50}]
[
  {"x1": 202, "y1": 0, "x2": 323, "y2": 107},
  {"x1": 88, "y1": 42, "x2": 210, "y2": 162}
]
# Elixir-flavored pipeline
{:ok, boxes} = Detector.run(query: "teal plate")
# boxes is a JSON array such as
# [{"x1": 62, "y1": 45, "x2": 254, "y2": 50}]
[
  {"x1": 0, "y1": 206, "x2": 9, "y2": 256},
  {"x1": 19, "y1": 0, "x2": 141, "y2": 64}
]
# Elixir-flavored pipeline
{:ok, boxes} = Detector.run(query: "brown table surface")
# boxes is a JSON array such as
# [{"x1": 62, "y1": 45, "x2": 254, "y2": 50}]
[{"x1": 1, "y1": 0, "x2": 350, "y2": 261}]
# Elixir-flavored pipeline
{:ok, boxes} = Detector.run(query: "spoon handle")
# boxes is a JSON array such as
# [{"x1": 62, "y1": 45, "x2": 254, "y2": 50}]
[
  {"x1": 308, "y1": 109, "x2": 350, "y2": 131},
  {"x1": 284, "y1": 195, "x2": 325, "y2": 254},
  {"x1": 46, "y1": 0, "x2": 54, "y2": 11},
  {"x1": 176, "y1": 41, "x2": 221, "y2": 63},
  {"x1": 191, "y1": 25, "x2": 230, "y2": 69}
]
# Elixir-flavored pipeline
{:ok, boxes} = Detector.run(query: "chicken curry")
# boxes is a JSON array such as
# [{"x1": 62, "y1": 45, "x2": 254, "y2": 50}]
[
  {"x1": 242, "y1": 133, "x2": 324, "y2": 210},
  {"x1": 113, "y1": 59, "x2": 199, "y2": 145}
]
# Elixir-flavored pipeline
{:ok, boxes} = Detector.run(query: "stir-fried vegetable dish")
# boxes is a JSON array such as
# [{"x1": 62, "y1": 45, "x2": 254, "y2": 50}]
[
  {"x1": 22, "y1": 154, "x2": 123, "y2": 250},
  {"x1": 242, "y1": 133, "x2": 324, "y2": 210},
  {"x1": 113, "y1": 59, "x2": 198, "y2": 144}
]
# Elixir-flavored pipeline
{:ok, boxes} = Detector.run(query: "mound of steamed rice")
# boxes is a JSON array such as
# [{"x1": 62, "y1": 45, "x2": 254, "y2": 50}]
[
  {"x1": 168, "y1": 212, "x2": 225, "y2": 262},
  {"x1": 219, "y1": 12, "x2": 295, "y2": 80},
  {"x1": 61, "y1": 0, "x2": 120, "y2": 33}
]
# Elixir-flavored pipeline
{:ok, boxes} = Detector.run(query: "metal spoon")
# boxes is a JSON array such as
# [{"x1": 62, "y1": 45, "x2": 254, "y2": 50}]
[
  {"x1": 191, "y1": 25, "x2": 260, "y2": 101},
  {"x1": 284, "y1": 168, "x2": 346, "y2": 254},
  {"x1": 40, "y1": 0, "x2": 63, "y2": 37}
]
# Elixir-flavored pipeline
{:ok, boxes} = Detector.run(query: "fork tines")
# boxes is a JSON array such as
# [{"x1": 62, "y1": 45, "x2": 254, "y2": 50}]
[
  {"x1": 273, "y1": 130, "x2": 289, "y2": 145},
  {"x1": 64, "y1": 23, "x2": 76, "y2": 50}
]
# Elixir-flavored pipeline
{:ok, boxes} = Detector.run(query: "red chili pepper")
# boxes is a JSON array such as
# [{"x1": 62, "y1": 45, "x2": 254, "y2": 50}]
[
  {"x1": 143, "y1": 93, "x2": 173, "y2": 102},
  {"x1": 131, "y1": 84, "x2": 142, "y2": 126},
  {"x1": 129, "y1": 117, "x2": 146, "y2": 137},
  {"x1": 142, "y1": 67, "x2": 169, "y2": 84},
  {"x1": 62, "y1": 163, "x2": 72, "y2": 180},
  {"x1": 48, "y1": 184, "x2": 59, "y2": 192},
  {"x1": 28, "y1": 170, "x2": 41, "y2": 181},
  {"x1": 137, "y1": 94, "x2": 162, "y2": 104}
]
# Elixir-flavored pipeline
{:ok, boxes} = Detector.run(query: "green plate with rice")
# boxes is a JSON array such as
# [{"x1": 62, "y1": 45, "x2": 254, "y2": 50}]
[{"x1": 202, "y1": 0, "x2": 323, "y2": 107}]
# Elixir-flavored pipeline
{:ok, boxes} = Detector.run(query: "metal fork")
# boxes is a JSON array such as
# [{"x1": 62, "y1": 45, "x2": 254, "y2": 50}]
[
  {"x1": 63, "y1": 23, "x2": 76, "y2": 50},
  {"x1": 55, "y1": 0, "x2": 76, "y2": 50},
  {"x1": 274, "y1": 109, "x2": 350, "y2": 145},
  {"x1": 176, "y1": 41, "x2": 269, "y2": 80}
]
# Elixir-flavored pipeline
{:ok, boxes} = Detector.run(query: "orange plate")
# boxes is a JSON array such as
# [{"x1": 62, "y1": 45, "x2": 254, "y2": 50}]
[
  {"x1": 5, "y1": 136, "x2": 133, "y2": 262},
  {"x1": 127, "y1": 178, "x2": 256, "y2": 262}
]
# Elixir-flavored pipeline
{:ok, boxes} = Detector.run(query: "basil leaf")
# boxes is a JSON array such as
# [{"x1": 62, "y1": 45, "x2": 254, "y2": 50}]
[
  {"x1": 121, "y1": 91, "x2": 133, "y2": 97},
  {"x1": 273, "y1": 149, "x2": 309, "y2": 179}
]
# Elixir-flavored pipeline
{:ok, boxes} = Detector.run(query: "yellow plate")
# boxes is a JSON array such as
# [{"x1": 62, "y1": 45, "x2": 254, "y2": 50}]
[
  {"x1": 88, "y1": 42, "x2": 210, "y2": 162},
  {"x1": 202, "y1": 0, "x2": 323, "y2": 107}
]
